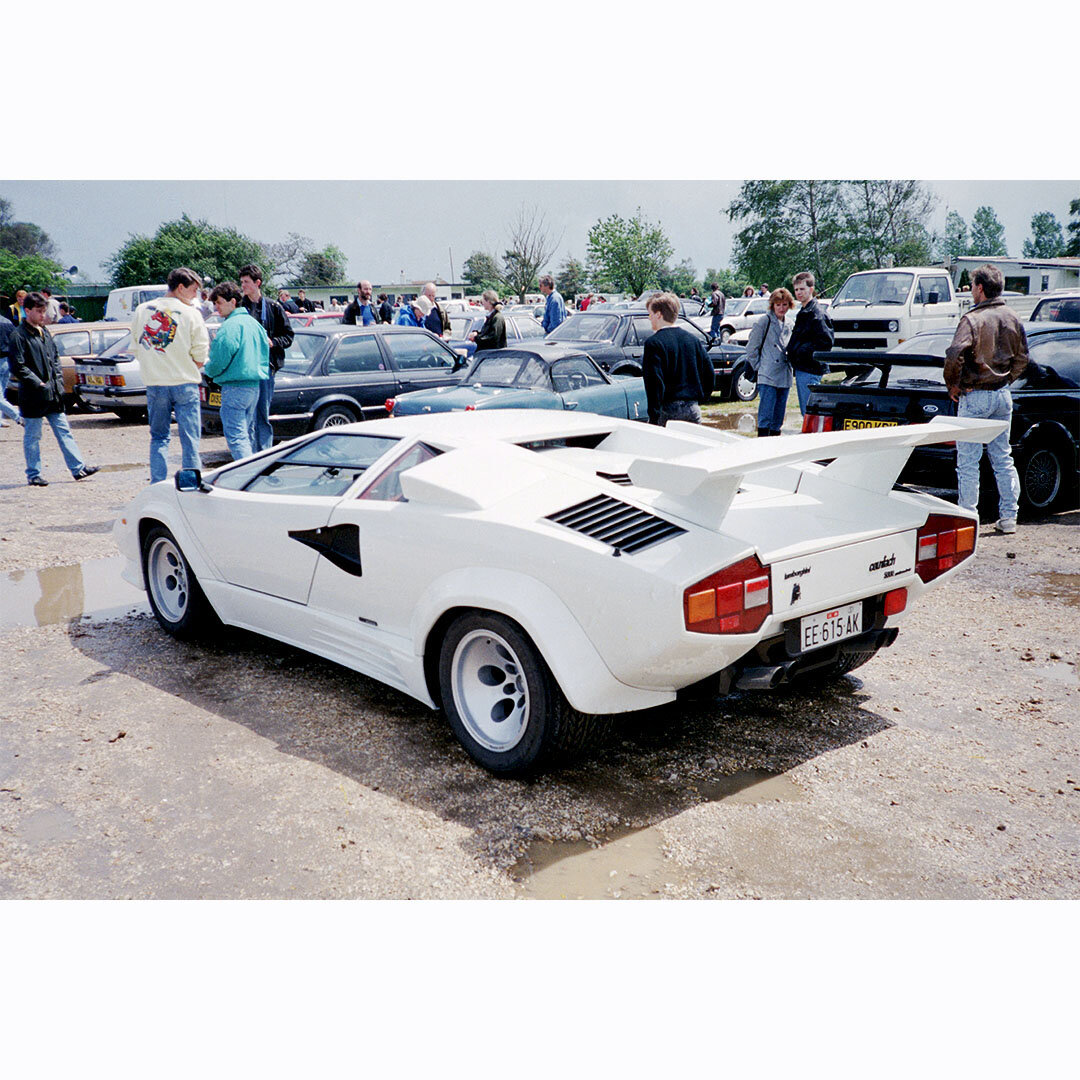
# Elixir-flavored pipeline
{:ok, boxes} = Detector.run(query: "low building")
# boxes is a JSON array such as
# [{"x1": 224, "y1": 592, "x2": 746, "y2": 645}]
[{"x1": 948, "y1": 256, "x2": 1079, "y2": 297}]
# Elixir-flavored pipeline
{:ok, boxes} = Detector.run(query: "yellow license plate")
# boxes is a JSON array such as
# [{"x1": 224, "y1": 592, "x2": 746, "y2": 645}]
[
  {"x1": 209, "y1": 392, "x2": 221, "y2": 407},
  {"x1": 843, "y1": 418, "x2": 899, "y2": 430},
  {"x1": 86, "y1": 374, "x2": 105, "y2": 386}
]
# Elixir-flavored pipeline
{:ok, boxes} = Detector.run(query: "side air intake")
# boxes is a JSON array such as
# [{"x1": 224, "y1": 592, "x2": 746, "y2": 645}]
[{"x1": 545, "y1": 495, "x2": 686, "y2": 554}]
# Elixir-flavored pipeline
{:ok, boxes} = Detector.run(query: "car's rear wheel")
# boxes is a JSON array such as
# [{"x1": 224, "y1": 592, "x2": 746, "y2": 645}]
[
  {"x1": 141, "y1": 525, "x2": 218, "y2": 640},
  {"x1": 437, "y1": 611, "x2": 610, "y2": 775},
  {"x1": 113, "y1": 405, "x2": 147, "y2": 422},
  {"x1": 730, "y1": 362, "x2": 758, "y2": 402},
  {"x1": 313, "y1": 404, "x2": 359, "y2": 430},
  {"x1": 1018, "y1": 440, "x2": 1069, "y2": 515}
]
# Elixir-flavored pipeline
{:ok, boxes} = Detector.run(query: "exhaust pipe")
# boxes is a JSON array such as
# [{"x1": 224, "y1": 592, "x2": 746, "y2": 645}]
[{"x1": 735, "y1": 664, "x2": 791, "y2": 690}]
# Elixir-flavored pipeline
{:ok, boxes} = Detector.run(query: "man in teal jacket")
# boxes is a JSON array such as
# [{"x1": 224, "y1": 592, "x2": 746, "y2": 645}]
[{"x1": 206, "y1": 282, "x2": 270, "y2": 460}]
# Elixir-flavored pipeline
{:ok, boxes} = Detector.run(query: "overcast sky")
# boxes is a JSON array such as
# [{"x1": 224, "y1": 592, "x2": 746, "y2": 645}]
[{"x1": 2, "y1": 179, "x2": 1077, "y2": 287}]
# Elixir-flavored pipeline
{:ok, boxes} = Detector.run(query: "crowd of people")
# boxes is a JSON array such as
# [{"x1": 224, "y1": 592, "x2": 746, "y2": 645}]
[{"x1": 3, "y1": 262, "x2": 1029, "y2": 534}]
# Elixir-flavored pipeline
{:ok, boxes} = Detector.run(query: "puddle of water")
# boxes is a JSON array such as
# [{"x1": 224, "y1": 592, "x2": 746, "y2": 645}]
[
  {"x1": 0, "y1": 555, "x2": 148, "y2": 630},
  {"x1": 513, "y1": 770, "x2": 803, "y2": 899},
  {"x1": 1016, "y1": 572, "x2": 1080, "y2": 609},
  {"x1": 702, "y1": 413, "x2": 756, "y2": 432},
  {"x1": 39, "y1": 520, "x2": 117, "y2": 534}
]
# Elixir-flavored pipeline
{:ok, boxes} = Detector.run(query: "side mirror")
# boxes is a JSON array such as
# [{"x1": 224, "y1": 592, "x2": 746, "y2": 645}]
[
  {"x1": 927, "y1": 292, "x2": 940, "y2": 305},
  {"x1": 175, "y1": 468, "x2": 209, "y2": 492}
]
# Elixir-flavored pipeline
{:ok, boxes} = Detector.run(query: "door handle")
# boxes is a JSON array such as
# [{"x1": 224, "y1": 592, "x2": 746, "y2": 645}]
[{"x1": 565, "y1": 400, "x2": 579, "y2": 408}]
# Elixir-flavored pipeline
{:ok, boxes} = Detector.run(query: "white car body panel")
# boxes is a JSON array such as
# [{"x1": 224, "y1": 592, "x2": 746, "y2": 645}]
[{"x1": 115, "y1": 410, "x2": 1006, "y2": 718}]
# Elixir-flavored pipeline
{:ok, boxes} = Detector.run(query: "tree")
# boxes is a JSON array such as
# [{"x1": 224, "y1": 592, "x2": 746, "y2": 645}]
[
  {"x1": 1066, "y1": 198, "x2": 1080, "y2": 258},
  {"x1": 968, "y1": 205, "x2": 1008, "y2": 256},
  {"x1": 841, "y1": 181, "x2": 936, "y2": 268},
  {"x1": 555, "y1": 255, "x2": 589, "y2": 300},
  {"x1": 462, "y1": 250, "x2": 503, "y2": 295},
  {"x1": 1023, "y1": 212, "x2": 1066, "y2": 258},
  {"x1": 939, "y1": 210, "x2": 969, "y2": 262},
  {"x1": 728, "y1": 181, "x2": 849, "y2": 294},
  {"x1": 294, "y1": 245, "x2": 348, "y2": 287},
  {"x1": 661, "y1": 258, "x2": 699, "y2": 297},
  {"x1": 0, "y1": 250, "x2": 68, "y2": 299},
  {"x1": 0, "y1": 197, "x2": 58, "y2": 260},
  {"x1": 703, "y1": 267, "x2": 747, "y2": 298},
  {"x1": 586, "y1": 208, "x2": 673, "y2": 297},
  {"x1": 502, "y1": 204, "x2": 560, "y2": 302},
  {"x1": 266, "y1": 232, "x2": 313, "y2": 283},
  {"x1": 104, "y1": 213, "x2": 272, "y2": 288}
]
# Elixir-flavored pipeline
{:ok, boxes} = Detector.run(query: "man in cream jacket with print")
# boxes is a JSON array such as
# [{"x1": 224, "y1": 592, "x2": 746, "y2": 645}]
[{"x1": 130, "y1": 266, "x2": 210, "y2": 484}]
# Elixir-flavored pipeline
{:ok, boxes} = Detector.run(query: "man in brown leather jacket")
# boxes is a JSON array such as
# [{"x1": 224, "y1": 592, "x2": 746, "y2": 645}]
[{"x1": 944, "y1": 264, "x2": 1029, "y2": 534}]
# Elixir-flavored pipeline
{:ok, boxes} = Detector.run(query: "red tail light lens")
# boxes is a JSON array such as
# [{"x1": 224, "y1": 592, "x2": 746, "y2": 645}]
[
  {"x1": 385, "y1": 398, "x2": 396, "y2": 414},
  {"x1": 883, "y1": 588, "x2": 907, "y2": 616},
  {"x1": 802, "y1": 413, "x2": 834, "y2": 433},
  {"x1": 685, "y1": 555, "x2": 772, "y2": 634},
  {"x1": 915, "y1": 514, "x2": 976, "y2": 582}
]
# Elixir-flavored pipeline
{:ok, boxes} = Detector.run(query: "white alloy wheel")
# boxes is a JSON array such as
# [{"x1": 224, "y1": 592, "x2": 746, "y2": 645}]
[
  {"x1": 450, "y1": 629, "x2": 530, "y2": 754},
  {"x1": 146, "y1": 534, "x2": 191, "y2": 624}
]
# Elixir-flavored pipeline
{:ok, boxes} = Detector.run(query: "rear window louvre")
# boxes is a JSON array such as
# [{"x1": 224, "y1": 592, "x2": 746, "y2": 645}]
[
  {"x1": 545, "y1": 494, "x2": 686, "y2": 553},
  {"x1": 596, "y1": 471, "x2": 632, "y2": 486}
]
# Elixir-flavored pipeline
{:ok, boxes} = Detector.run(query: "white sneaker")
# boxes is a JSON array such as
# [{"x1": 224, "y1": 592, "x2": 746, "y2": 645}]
[{"x1": 995, "y1": 519, "x2": 1017, "y2": 534}]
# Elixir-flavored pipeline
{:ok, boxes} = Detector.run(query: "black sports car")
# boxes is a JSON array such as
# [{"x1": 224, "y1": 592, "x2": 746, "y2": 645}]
[
  {"x1": 200, "y1": 325, "x2": 466, "y2": 440},
  {"x1": 544, "y1": 309, "x2": 755, "y2": 401},
  {"x1": 802, "y1": 323, "x2": 1080, "y2": 515}
]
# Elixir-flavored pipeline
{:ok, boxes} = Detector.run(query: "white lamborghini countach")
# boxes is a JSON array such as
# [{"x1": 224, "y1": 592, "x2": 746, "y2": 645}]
[{"x1": 114, "y1": 410, "x2": 1005, "y2": 774}]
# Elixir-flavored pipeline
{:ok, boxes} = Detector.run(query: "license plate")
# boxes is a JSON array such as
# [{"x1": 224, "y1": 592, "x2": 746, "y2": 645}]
[
  {"x1": 799, "y1": 601, "x2": 862, "y2": 653},
  {"x1": 842, "y1": 418, "x2": 898, "y2": 430},
  {"x1": 208, "y1": 392, "x2": 221, "y2": 407},
  {"x1": 86, "y1": 374, "x2": 105, "y2": 386}
]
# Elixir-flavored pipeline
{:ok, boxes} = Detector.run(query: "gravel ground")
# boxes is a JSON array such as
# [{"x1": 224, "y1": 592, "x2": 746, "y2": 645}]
[{"x1": 1, "y1": 411, "x2": 1077, "y2": 899}]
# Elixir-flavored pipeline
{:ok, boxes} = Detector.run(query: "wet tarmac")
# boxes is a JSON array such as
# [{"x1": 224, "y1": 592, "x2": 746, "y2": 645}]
[{"x1": 0, "y1": 555, "x2": 148, "y2": 630}]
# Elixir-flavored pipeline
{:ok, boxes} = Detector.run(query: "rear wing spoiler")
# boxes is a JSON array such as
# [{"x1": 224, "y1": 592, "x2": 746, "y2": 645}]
[
  {"x1": 813, "y1": 350, "x2": 943, "y2": 389},
  {"x1": 625, "y1": 416, "x2": 1004, "y2": 529}
]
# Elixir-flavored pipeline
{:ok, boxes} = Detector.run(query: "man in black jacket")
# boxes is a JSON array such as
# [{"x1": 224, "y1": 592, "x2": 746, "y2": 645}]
[
  {"x1": 10, "y1": 293, "x2": 97, "y2": 485},
  {"x1": 343, "y1": 280, "x2": 380, "y2": 325},
  {"x1": 642, "y1": 292, "x2": 712, "y2": 425},
  {"x1": 789, "y1": 271, "x2": 834, "y2": 415},
  {"x1": 239, "y1": 264, "x2": 294, "y2": 452}
]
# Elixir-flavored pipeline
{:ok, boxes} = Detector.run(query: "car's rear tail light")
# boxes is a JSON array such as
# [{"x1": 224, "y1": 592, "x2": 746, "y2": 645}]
[
  {"x1": 108, "y1": 375, "x2": 125, "y2": 386},
  {"x1": 684, "y1": 555, "x2": 771, "y2": 634},
  {"x1": 915, "y1": 514, "x2": 976, "y2": 583},
  {"x1": 883, "y1": 588, "x2": 907, "y2": 616},
  {"x1": 802, "y1": 413, "x2": 834, "y2": 433},
  {"x1": 465, "y1": 404, "x2": 476, "y2": 411},
  {"x1": 385, "y1": 398, "x2": 396, "y2": 414}
]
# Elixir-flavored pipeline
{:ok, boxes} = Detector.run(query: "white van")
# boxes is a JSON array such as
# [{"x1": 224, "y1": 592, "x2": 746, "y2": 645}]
[
  {"x1": 104, "y1": 284, "x2": 168, "y2": 322},
  {"x1": 829, "y1": 267, "x2": 969, "y2": 350}
]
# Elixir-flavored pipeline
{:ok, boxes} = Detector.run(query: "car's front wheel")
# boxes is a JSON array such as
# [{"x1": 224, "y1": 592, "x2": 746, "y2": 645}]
[
  {"x1": 312, "y1": 403, "x2": 359, "y2": 430},
  {"x1": 141, "y1": 525, "x2": 218, "y2": 640},
  {"x1": 437, "y1": 611, "x2": 610, "y2": 775},
  {"x1": 730, "y1": 362, "x2": 758, "y2": 402}
]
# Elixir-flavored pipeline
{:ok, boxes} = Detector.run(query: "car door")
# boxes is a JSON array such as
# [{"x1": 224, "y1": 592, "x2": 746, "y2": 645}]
[
  {"x1": 177, "y1": 432, "x2": 401, "y2": 604},
  {"x1": 623, "y1": 317, "x2": 650, "y2": 368},
  {"x1": 550, "y1": 356, "x2": 632, "y2": 417},
  {"x1": 312, "y1": 333, "x2": 398, "y2": 417},
  {"x1": 382, "y1": 331, "x2": 462, "y2": 393}
]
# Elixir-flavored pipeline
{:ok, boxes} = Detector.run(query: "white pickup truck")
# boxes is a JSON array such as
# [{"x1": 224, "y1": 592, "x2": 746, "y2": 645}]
[{"x1": 829, "y1": 267, "x2": 970, "y2": 351}]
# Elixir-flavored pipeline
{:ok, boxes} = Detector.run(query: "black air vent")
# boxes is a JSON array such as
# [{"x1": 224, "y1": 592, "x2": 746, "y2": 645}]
[
  {"x1": 596, "y1": 471, "x2": 632, "y2": 486},
  {"x1": 545, "y1": 495, "x2": 686, "y2": 554}
]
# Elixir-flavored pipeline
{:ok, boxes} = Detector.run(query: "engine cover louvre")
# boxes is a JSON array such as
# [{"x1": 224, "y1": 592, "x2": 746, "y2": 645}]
[{"x1": 545, "y1": 494, "x2": 687, "y2": 554}]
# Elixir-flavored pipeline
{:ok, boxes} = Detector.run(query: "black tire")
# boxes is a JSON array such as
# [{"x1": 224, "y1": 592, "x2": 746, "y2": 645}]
[
  {"x1": 313, "y1": 403, "x2": 359, "y2": 430},
  {"x1": 71, "y1": 391, "x2": 103, "y2": 414},
  {"x1": 611, "y1": 363, "x2": 642, "y2": 378},
  {"x1": 141, "y1": 525, "x2": 219, "y2": 641},
  {"x1": 113, "y1": 406, "x2": 147, "y2": 422},
  {"x1": 437, "y1": 611, "x2": 611, "y2": 775},
  {"x1": 1018, "y1": 440, "x2": 1069, "y2": 515},
  {"x1": 729, "y1": 362, "x2": 758, "y2": 402}
]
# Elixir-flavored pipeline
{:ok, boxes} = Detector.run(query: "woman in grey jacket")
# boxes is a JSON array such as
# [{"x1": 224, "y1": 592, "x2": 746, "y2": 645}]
[{"x1": 745, "y1": 287, "x2": 794, "y2": 437}]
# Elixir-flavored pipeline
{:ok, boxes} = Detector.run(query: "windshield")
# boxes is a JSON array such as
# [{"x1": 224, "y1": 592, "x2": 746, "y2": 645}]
[
  {"x1": 833, "y1": 272, "x2": 914, "y2": 306},
  {"x1": 724, "y1": 299, "x2": 749, "y2": 316},
  {"x1": 449, "y1": 316, "x2": 481, "y2": 337},
  {"x1": 547, "y1": 313, "x2": 620, "y2": 342},
  {"x1": 465, "y1": 354, "x2": 529, "y2": 386},
  {"x1": 888, "y1": 333, "x2": 952, "y2": 357},
  {"x1": 100, "y1": 330, "x2": 134, "y2": 357},
  {"x1": 1031, "y1": 296, "x2": 1080, "y2": 322}
]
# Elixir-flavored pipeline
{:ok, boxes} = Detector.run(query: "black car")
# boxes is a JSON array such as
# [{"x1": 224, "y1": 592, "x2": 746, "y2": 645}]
[
  {"x1": 200, "y1": 325, "x2": 466, "y2": 439},
  {"x1": 544, "y1": 309, "x2": 755, "y2": 401},
  {"x1": 802, "y1": 324, "x2": 1080, "y2": 515}
]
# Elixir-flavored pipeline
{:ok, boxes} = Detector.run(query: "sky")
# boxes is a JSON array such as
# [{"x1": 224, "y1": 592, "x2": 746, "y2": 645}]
[{"x1": 2, "y1": 178, "x2": 1077, "y2": 287}]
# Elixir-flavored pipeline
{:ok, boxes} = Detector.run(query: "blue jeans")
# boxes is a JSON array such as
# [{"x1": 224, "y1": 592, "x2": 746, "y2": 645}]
[
  {"x1": 219, "y1": 383, "x2": 259, "y2": 460},
  {"x1": 957, "y1": 388, "x2": 1020, "y2": 522},
  {"x1": 253, "y1": 370, "x2": 276, "y2": 452},
  {"x1": 146, "y1": 382, "x2": 202, "y2": 484},
  {"x1": 0, "y1": 356, "x2": 20, "y2": 421},
  {"x1": 709, "y1": 314, "x2": 722, "y2": 339},
  {"x1": 756, "y1": 383, "x2": 790, "y2": 431},
  {"x1": 23, "y1": 411, "x2": 86, "y2": 480},
  {"x1": 794, "y1": 369, "x2": 822, "y2": 414}
]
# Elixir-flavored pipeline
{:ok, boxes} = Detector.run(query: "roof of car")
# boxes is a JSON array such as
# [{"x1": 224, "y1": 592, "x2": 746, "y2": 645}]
[
  {"x1": 293, "y1": 324, "x2": 443, "y2": 336},
  {"x1": 470, "y1": 343, "x2": 594, "y2": 364}
]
